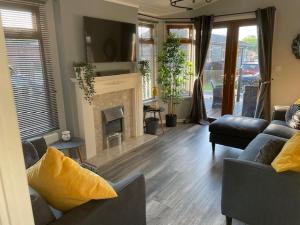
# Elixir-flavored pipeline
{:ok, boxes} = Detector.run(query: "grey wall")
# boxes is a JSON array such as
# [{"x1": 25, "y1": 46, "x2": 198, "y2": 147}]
[
  {"x1": 53, "y1": 0, "x2": 138, "y2": 134},
  {"x1": 168, "y1": 0, "x2": 300, "y2": 109}
]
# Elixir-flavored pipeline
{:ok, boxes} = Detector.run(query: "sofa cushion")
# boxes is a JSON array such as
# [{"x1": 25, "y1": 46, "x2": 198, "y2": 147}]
[
  {"x1": 272, "y1": 132, "x2": 300, "y2": 172},
  {"x1": 27, "y1": 147, "x2": 118, "y2": 212},
  {"x1": 29, "y1": 137, "x2": 48, "y2": 158},
  {"x1": 239, "y1": 134, "x2": 287, "y2": 162},
  {"x1": 29, "y1": 186, "x2": 56, "y2": 225},
  {"x1": 285, "y1": 104, "x2": 300, "y2": 129},
  {"x1": 254, "y1": 139, "x2": 284, "y2": 165},
  {"x1": 22, "y1": 141, "x2": 40, "y2": 169},
  {"x1": 263, "y1": 120, "x2": 298, "y2": 139},
  {"x1": 209, "y1": 115, "x2": 269, "y2": 139}
]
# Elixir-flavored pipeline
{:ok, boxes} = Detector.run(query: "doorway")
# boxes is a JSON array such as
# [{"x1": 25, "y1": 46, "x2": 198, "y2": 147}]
[{"x1": 203, "y1": 19, "x2": 260, "y2": 119}]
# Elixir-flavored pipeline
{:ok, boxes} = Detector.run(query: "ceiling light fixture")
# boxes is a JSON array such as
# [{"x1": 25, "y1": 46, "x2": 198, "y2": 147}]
[{"x1": 170, "y1": 0, "x2": 213, "y2": 10}]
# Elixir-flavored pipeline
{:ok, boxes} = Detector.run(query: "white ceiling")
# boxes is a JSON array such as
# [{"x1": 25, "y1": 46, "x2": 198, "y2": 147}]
[{"x1": 104, "y1": 0, "x2": 217, "y2": 17}]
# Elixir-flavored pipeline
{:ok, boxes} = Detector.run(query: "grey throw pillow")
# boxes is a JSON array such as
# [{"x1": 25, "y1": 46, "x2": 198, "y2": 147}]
[
  {"x1": 29, "y1": 187, "x2": 56, "y2": 225},
  {"x1": 286, "y1": 104, "x2": 300, "y2": 129},
  {"x1": 29, "y1": 186, "x2": 63, "y2": 220},
  {"x1": 255, "y1": 140, "x2": 284, "y2": 165},
  {"x1": 22, "y1": 141, "x2": 39, "y2": 169}
]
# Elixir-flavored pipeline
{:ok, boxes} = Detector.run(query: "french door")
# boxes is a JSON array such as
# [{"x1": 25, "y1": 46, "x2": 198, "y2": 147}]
[{"x1": 203, "y1": 19, "x2": 260, "y2": 118}]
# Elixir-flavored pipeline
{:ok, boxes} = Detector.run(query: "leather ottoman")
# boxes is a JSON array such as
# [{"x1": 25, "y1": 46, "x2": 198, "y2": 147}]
[{"x1": 209, "y1": 115, "x2": 269, "y2": 151}]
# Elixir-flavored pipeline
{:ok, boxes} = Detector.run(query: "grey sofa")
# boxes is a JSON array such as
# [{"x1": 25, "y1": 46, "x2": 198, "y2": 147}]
[
  {"x1": 23, "y1": 137, "x2": 146, "y2": 225},
  {"x1": 221, "y1": 106, "x2": 300, "y2": 225}
]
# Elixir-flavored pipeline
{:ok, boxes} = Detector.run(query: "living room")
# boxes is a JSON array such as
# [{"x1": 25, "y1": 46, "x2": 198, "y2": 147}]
[{"x1": 0, "y1": 0, "x2": 300, "y2": 225}]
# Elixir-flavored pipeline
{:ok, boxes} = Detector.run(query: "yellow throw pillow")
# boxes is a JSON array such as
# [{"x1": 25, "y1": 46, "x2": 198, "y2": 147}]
[
  {"x1": 27, "y1": 147, "x2": 117, "y2": 212},
  {"x1": 295, "y1": 98, "x2": 300, "y2": 104},
  {"x1": 272, "y1": 132, "x2": 300, "y2": 172}
]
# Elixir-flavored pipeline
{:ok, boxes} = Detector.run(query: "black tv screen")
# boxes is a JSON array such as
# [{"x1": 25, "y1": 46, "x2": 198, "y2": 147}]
[{"x1": 84, "y1": 16, "x2": 136, "y2": 63}]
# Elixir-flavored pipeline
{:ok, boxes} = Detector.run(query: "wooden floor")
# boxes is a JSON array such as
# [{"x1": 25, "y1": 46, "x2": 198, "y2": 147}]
[{"x1": 98, "y1": 124, "x2": 246, "y2": 225}]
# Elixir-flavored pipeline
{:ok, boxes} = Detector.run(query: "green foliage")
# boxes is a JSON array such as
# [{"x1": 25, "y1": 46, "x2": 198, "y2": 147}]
[
  {"x1": 73, "y1": 62, "x2": 95, "y2": 105},
  {"x1": 186, "y1": 61, "x2": 194, "y2": 77},
  {"x1": 138, "y1": 60, "x2": 151, "y2": 82},
  {"x1": 241, "y1": 35, "x2": 257, "y2": 45},
  {"x1": 157, "y1": 33, "x2": 188, "y2": 114},
  {"x1": 138, "y1": 60, "x2": 151, "y2": 99},
  {"x1": 241, "y1": 35, "x2": 258, "y2": 51}
]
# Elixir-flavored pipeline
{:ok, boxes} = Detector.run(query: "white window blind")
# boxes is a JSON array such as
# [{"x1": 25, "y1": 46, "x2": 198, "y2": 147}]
[{"x1": 0, "y1": 1, "x2": 59, "y2": 139}]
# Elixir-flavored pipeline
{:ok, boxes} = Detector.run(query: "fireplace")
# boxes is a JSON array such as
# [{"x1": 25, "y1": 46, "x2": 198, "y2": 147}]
[
  {"x1": 72, "y1": 73, "x2": 144, "y2": 159},
  {"x1": 102, "y1": 106, "x2": 124, "y2": 149}
]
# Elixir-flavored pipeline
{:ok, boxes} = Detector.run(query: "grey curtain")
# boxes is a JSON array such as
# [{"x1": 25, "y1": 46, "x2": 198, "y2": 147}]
[
  {"x1": 254, "y1": 7, "x2": 276, "y2": 120},
  {"x1": 190, "y1": 15, "x2": 214, "y2": 124}
]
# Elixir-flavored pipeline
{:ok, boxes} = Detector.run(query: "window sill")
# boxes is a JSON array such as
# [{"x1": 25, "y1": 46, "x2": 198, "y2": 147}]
[
  {"x1": 143, "y1": 98, "x2": 156, "y2": 104},
  {"x1": 182, "y1": 95, "x2": 192, "y2": 100},
  {"x1": 143, "y1": 95, "x2": 192, "y2": 104}
]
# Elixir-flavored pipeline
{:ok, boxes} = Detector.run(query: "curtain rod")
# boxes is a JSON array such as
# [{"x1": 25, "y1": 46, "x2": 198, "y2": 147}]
[{"x1": 138, "y1": 10, "x2": 256, "y2": 21}]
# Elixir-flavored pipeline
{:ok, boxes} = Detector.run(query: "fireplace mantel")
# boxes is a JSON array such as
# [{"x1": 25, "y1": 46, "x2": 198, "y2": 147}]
[{"x1": 72, "y1": 73, "x2": 143, "y2": 160}]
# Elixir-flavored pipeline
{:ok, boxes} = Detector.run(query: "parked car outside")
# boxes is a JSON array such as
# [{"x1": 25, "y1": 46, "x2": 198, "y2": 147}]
[{"x1": 240, "y1": 62, "x2": 259, "y2": 75}]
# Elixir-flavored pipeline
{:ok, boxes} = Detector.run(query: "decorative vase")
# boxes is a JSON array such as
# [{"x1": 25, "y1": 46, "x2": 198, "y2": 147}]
[
  {"x1": 62, "y1": 131, "x2": 71, "y2": 142},
  {"x1": 73, "y1": 67, "x2": 86, "y2": 80},
  {"x1": 166, "y1": 114, "x2": 177, "y2": 127}
]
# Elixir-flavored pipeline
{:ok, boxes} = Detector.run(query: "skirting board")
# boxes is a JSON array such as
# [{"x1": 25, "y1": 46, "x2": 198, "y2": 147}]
[{"x1": 161, "y1": 119, "x2": 188, "y2": 124}]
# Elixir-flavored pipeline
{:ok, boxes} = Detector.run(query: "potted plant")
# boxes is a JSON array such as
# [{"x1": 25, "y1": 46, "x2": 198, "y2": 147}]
[
  {"x1": 138, "y1": 60, "x2": 151, "y2": 98},
  {"x1": 73, "y1": 62, "x2": 95, "y2": 105},
  {"x1": 157, "y1": 33, "x2": 188, "y2": 127},
  {"x1": 138, "y1": 60, "x2": 151, "y2": 81},
  {"x1": 73, "y1": 62, "x2": 87, "y2": 80}
]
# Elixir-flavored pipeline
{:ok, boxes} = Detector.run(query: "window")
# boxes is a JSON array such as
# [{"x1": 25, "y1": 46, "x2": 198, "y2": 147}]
[
  {"x1": 138, "y1": 22, "x2": 156, "y2": 100},
  {"x1": 167, "y1": 24, "x2": 194, "y2": 95},
  {"x1": 0, "y1": 2, "x2": 59, "y2": 139}
]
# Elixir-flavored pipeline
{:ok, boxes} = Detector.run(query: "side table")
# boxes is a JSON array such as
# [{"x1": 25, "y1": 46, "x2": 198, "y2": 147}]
[{"x1": 51, "y1": 137, "x2": 85, "y2": 163}]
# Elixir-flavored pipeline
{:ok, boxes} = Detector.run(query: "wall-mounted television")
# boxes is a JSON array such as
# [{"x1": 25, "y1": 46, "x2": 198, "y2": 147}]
[{"x1": 84, "y1": 16, "x2": 136, "y2": 63}]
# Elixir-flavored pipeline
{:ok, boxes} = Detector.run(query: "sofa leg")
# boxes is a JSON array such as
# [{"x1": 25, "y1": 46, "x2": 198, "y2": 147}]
[
  {"x1": 212, "y1": 143, "x2": 216, "y2": 153},
  {"x1": 226, "y1": 216, "x2": 232, "y2": 225}
]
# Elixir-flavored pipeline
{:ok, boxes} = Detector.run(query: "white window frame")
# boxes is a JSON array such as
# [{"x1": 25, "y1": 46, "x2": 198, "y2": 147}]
[
  {"x1": 138, "y1": 21, "x2": 157, "y2": 101},
  {"x1": 166, "y1": 23, "x2": 195, "y2": 96}
]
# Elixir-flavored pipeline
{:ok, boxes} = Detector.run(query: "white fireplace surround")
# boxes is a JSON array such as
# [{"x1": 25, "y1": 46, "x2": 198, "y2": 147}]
[{"x1": 72, "y1": 73, "x2": 144, "y2": 160}]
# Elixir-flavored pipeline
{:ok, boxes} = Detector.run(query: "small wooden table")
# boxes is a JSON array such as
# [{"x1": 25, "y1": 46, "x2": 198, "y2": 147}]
[
  {"x1": 51, "y1": 137, "x2": 85, "y2": 163},
  {"x1": 144, "y1": 106, "x2": 165, "y2": 134}
]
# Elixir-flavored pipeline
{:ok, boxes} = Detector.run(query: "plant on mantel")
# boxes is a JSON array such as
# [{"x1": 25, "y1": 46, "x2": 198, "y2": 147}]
[
  {"x1": 138, "y1": 60, "x2": 151, "y2": 99},
  {"x1": 157, "y1": 33, "x2": 188, "y2": 127},
  {"x1": 73, "y1": 62, "x2": 95, "y2": 105}
]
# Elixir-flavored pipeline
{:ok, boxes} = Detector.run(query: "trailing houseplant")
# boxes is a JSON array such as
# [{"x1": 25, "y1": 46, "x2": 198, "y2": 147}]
[
  {"x1": 138, "y1": 60, "x2": 151, "y2": 99},
  {"x1": 73, "y1": 62, "x2": 95, "y2": 105},
  {"x1": 157, "y1": 33, "x2": 188, "y2": 127},
  {"x1": 138, "y1": 60, "x2": 151, "y2": 82}
]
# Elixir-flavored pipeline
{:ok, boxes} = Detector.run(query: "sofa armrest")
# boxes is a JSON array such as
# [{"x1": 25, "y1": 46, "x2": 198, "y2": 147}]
[
  {"x1": 49, "y1": 174, "x2": 146, "y2": 225},
  {"x1": 272, "y1": 105, "x2": 289, "y2": 121},
  {"x1": 222, "y1": 159, "x2": 300, "y2": 225}
]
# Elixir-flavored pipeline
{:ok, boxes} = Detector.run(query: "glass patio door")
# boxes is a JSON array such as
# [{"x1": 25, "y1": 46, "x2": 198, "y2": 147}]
[
  {"x1": 203, "y1": 20, "x2": 259, "y2": 118},
  {"x1": 233, "y1": 25, "x2": 260, "y2": 117},
  {"x1": 203, "y1": 28, "x2": 227, "y2": 118}
]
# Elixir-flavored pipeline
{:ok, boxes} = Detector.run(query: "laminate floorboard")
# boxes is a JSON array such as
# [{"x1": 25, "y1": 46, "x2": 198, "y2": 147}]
[{"x1": 98, "y1": 124, "x2": 246, "y2": 225}]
